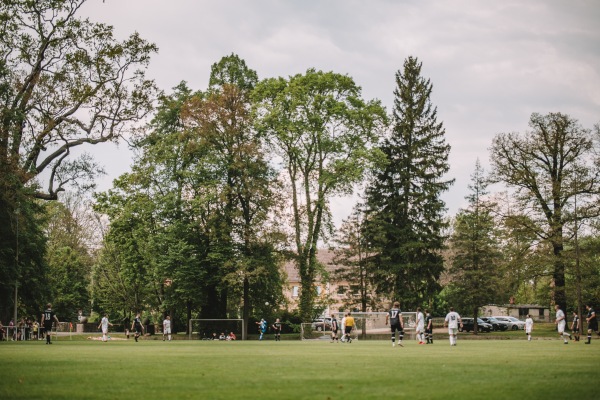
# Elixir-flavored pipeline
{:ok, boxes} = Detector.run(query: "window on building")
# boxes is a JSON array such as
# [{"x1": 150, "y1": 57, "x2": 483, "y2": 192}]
[
  {"x1": 337, "y1": 285, "x2": 347, "y2": 295},
  {"x1": 292, "y1": 286, "x2": 299, "y2": 298},
  {"x1": 316, "y1": 286, "x2": 322, "y2": 296}
]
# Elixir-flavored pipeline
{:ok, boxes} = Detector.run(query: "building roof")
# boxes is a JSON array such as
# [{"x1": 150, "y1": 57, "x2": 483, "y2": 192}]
[{"x1": 282, "y1": 248, "x2": 338, "y2": 283}]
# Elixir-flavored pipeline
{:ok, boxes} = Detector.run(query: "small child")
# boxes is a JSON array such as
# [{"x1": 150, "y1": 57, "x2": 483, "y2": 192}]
[{"x1": 525, "y1": 314, "x2": 533, "y2": 341}]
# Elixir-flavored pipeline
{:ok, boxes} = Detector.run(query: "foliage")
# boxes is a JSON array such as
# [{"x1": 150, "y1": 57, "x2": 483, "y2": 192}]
[
  {"x1": 331, "y1": 205, "x2": 382, "y2": 313},
  {"x1": 490, "y1": 112, "x2": 600, "y2": 312},
  {"x1": 446, "y1": 160, "x2": 502, "y2": 328},
  {"x1": 364, "y1": 56, "x2": 453, "y2": 309},
  {"x1": 253, "y1": 69, "x2": 386, "y2": 321}
]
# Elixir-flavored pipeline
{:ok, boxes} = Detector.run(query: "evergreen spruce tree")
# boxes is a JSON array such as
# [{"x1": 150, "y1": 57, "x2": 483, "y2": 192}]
[{"x1": 364, "y1": 56, "x2": 453, "y2": 309}]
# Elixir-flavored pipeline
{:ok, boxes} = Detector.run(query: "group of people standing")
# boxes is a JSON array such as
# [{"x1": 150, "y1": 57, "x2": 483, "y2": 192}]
[
  {"x1": 554, "y1": 303, "x2": 598, "y2": 344},
  {"x1": 385, "y1": 302, "x2": 455, "y2": 347}
]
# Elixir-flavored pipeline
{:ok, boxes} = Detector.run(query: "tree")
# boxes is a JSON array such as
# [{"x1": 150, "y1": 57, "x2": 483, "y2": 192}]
[
  {"x1": 253, "y1": 69, "x2": 386, "y2": 321},
  {"x1": 0, "y1": 0, "x2": 156, "y2": 323},
  {"x1": 446, "y1": 160, "x2": 502, "y2": 332},
  {"x1": 332, "y1": 205, "x2": 382, "y2": 315},
  {"x1": 490, "y1": 112, "x2": 600, "y2": 312},
  {"x1": 364, "y1": 56, "x2": 453, "y2": 309}
]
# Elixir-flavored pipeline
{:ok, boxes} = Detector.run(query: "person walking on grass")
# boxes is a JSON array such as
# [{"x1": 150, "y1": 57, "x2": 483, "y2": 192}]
[
  {"x1": 425, "y1": 309, "x2": 433, "y2": 344},
  {"x1": 571, "y1": 311, "x2": 580, "y2": 342},
  {"x1": 163, "y1": 315, "x2": 172, "y2": 341},
  {"x1": 385, "y1": 301, "x2": 404, "y2": 347},
  {"x1": 98, "y1": 313, "x2": 113, "y2": 342},
  {"x1": 131, "y1": 313, "x2": 144, "y2": 342},
  {"x1": 41, "y1": 303, "x2": 60, "y2": 345},
  {"x1": 525, "y1": 314, "x2": 533, "y2": 341},
  {"x1": 272, "y1": 318, "x2": 282, "y2": 341},
  {"x1": 555, "y1": 305, "x2": 571, "y2": 344},
  {"x1": 444, "y1": 307, "x2": 462, "y2": 346},
  {"x1": 342, "y1": 312, "x2": 355, "y2": 343},
  {"x1": 585, "y1": 304, "x2": 598, "y2": 344},
  {"x1": 330, "y1": 314, "x2": 339, "y2": 343},
  {"x1": 416, "y1": 307, "x2": 425, "y2": 344}
]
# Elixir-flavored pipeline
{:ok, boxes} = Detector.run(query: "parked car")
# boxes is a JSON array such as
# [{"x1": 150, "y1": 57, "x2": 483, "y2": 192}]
[
  {"x1": 492, "y1": 316, "x2": 525, "y2": 330},
  {"x1": 311, "y1": 317, "x2": 332, "y2": 331},
  {"x1": 480, "y1": 317, "x2": 509, "y2": 331},
  {"x1": 459, "y1": 318, "x2": 493, "y2": 333}
]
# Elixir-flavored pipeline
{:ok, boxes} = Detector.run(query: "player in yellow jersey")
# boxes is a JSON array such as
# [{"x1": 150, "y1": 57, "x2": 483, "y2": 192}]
[{"x1": 342, "y1": 312, "x2": 355, "y2": 343}]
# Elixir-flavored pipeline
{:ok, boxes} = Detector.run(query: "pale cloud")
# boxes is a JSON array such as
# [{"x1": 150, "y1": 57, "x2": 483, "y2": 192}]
[{"x1": 80, "y1": 0, "x2": 600, "y2": 223}]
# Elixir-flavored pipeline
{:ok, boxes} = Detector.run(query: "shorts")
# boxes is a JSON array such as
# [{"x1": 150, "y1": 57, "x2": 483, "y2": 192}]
[
  {"x1": 345, "y1": 326, "x2": 352, "y2": 335},
  {"x1": 557, "y1": 321, "x2": 566, "y2": 334},
  {"x1": 102, "y1": 328, "x2": 108, "y2": 334},
  {"x1": 390, "y1": 322, "x2": 402, "y2": 333},
  {"x1": 164, "y1": 328, "x2": 171, "y2": 334},
  {"x1": 416, "y1": 324, "x2": 424, "y2": 333},
  {"x1": 134, "y1": 325, "x2": 143, "y2": 334},
  {"x1": 588, "y1": 320, "x2": 598, "y2": 332},
  {"x1": 448, "y1": 327, "x2": 458, "y2": 336}
]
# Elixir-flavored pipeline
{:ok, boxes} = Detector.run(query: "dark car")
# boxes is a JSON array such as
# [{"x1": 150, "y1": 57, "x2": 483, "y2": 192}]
[
  {"x1": 480, "y1": 317, "x2": 509, "y2": 331},
  {"x1": 459, "y1": 318, "x2": 493, "y2": 333}
]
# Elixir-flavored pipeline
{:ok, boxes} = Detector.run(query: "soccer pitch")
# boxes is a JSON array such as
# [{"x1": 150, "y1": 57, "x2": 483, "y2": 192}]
[{"x1": 1, "y1": 338, "x2": 598, "y2": 399}]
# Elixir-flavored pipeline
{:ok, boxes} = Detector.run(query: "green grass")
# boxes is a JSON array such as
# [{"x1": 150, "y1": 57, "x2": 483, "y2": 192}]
[{"x1": 1, "y1": 335, "x2": 598, "y2": 400}]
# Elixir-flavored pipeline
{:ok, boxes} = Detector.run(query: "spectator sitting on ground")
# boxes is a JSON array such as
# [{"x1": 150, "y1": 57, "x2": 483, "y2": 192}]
[
  {"x1": 211, "y1": 332, "x2": 218, "y2": 340},
  {"x1": 219, "y1": 332, "x2": 226, "y2": 340},
  {"x1": 228, "y1": 332, "x2": 236, "y2": 341}
]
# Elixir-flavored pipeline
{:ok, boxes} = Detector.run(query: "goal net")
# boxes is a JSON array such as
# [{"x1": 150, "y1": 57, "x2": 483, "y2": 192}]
[
  {"x1": 300, "y1": 311, "x2": 417, "y2": 340},
  {"x1": 188, "y1": 319, "x2": 244, "y2": 340}
]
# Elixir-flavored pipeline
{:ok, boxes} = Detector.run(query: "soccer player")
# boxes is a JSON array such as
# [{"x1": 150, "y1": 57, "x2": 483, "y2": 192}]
[
  {"x1": 385, "y1": 301, "x2": 404, "y2": 347},
  {"x1": 41, "y1": 303, "x2": 60, "y2": 345},
  {"x1": 272, "y1": 318, "x2": 282, "y2": 341},
  {"x1": 525, "y1": 314, "x2": 533, "y2": 341},
  {"x1": 444, "y1": 307, "x2": 462, "y2": 346},
  {"x1": 256, "y1": 318, "x2": 267, "y2": 340},
  {"x1": 131, "y1": 312, "x2": 144, "y2": 342},
  {"x1": 340, "y1": 313, "x2": 347, "y2": 342},
  {"x1": 343, "y1": 312, "x2": 355, "y2": 343},
  {"x1": 585, "y1": 304, "x2": 598, "y2": 344},
  {"x1": 571, "y1": 311, "x2": 580, "y2": 342},
  {"x1": 163, "y1": 315, "x2": 172, "y2": 341},
  {"x1": 425, "y1": 309, "x2": 433, "y2": 344},
  {"x1": 98, "y1": 313, "x2": 113, "y2": 342},
  {"x1": 554, "y1": 304, "x2": 571, "y2": 344},
  {"x1": 416, "y1": 307, "x2": 425, "y2": 344},
  {"x1": 330, "y1": 314, "x2": 339, "y2": 343}
]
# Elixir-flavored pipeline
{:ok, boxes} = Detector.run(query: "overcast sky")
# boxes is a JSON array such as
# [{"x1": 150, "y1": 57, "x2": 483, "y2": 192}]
[{"x1": 80, "y1": 0, "x2": 600, "y2": 226}]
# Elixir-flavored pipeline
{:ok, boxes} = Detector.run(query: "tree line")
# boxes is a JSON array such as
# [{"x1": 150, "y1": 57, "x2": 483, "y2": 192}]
[{"x1": 1, "y1": 0, "x2": 599, "y2": 334}]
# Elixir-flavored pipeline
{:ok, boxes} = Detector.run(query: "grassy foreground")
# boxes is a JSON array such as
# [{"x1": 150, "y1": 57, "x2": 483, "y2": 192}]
[{"x1": 1, "y1": 337, "x2": 598, "y2": 400}]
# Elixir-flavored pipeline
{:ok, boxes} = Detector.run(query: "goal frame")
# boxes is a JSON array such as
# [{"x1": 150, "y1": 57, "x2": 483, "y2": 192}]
[{"x1": 188, "y1": 319, "x2": 245, "y2": 341}]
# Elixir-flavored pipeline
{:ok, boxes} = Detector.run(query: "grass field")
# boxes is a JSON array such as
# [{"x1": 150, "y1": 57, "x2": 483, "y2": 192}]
[{"x1": 1, "y1": 334, "x2": 598, "y2": 400}]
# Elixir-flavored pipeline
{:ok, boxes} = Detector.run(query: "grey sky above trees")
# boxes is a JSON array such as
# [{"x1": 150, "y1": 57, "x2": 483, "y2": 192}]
[{"x1": 80, "y1": 0, "x2": 600, "y2": 225}]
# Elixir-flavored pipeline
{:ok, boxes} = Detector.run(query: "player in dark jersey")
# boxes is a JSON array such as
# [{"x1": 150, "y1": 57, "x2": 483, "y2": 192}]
[
  {"x1": 272, "y1": 318, "x2": 282, "y2": 341},
  {"x1": 330, "y1": 315, "x2": 339, "y2": 343},
  {"x1": 571, "y1": 311, "x2": 580, "y2": 342},
  {"x1": 385, "y1": 301, "x2": 404, "y2": 347},
  {"x1": 131, "y1": 313, "x2": 144, "y2": 342},
  {"x1": 585, "y1": 304, "x2": 598, "y2": 344},
  {"x1": 425, "y1": 309, "x2": 433, "y2": 344},
  {"x1": 41, "y1": 303, "x2": 60, "y2": 344}
]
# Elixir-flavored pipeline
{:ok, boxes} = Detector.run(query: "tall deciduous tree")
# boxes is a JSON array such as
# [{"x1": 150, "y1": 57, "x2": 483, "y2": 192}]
[
  {"x1": 0, "y1": 0, "x2": 156, "y2": 323},
  {"x1": 490, "y1": 112, "x2": 600, "y2": 312},
  {"x1": 253, "y1": 69, "x2": 386, "y2": 321},
  {"x1": 447, "y1": 160, "x2": 501, "y2": 331},
  {"x1": 364, "y1": 56, "x2": 453, "y2": 309}
]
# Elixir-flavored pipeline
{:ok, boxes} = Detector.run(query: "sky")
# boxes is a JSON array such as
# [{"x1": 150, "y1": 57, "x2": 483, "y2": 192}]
[{"x1": 79, "y1": 0, "x2": 600, "y2": 226}]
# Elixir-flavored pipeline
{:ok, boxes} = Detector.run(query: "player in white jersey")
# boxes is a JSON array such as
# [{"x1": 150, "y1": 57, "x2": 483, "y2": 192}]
[
  {"x1": 163, "y1": 315, "x2": 172, "y2": 341},
  {"x1": 98, "y1": 314, "x2": 113, "y2": 342},
  {"x1": 444, "y1": 307, "x2": 462, "y2": 346},
  {"x1": 555, "y1": 305, "x2": 571, "y2": 344},
  {"x1": 415, "y1": 307, "x2": 425, "y2": 344},
  {"x1": 525, "y1": 314, "x2": 534, "y2": 341},
  {"x1": 340, "y1": 314, "x2": 347, "y2": 342}
]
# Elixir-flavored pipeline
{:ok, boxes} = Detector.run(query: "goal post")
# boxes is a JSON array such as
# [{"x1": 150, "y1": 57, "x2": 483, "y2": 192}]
[
  {"x1": 300, "y1": 311, "x2": 417, "y2": 340},
  {"x1": 188, "y1": 319, "x2": 244, "y2": 340}
]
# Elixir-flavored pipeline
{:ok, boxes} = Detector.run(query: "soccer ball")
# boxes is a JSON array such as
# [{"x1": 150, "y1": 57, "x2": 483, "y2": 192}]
[{"x1": 265, "y1": 301, "x2": 269, "y2": 306}]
